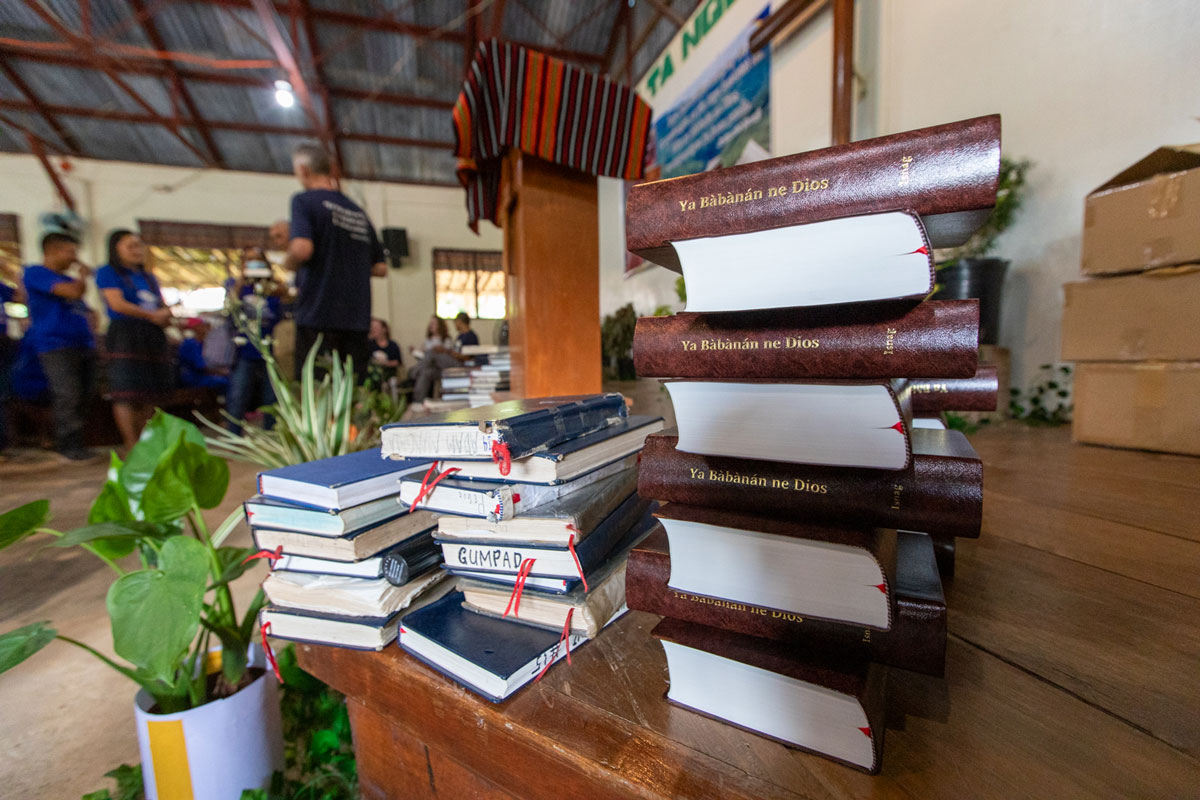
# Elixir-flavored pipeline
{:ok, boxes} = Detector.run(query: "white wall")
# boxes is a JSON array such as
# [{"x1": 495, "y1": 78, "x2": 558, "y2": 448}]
[
  {"x1": 768, "y1": 0, "x2": 1200, "y2": 389},
  {"x1": 0, "y1": 153, "x2": 503, "y2": 356}
]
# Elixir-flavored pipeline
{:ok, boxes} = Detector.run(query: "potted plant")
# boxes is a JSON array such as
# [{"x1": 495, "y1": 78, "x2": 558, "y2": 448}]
[
  {"x1": 0, "y1": 411, "x2": 283, "y2": 799},
  {"x1": 932, "y1": 156, "x2": 1032, "y2": 345},
  {"x1": 601, "y1": 303, "x2": 639, "y2": 381}
]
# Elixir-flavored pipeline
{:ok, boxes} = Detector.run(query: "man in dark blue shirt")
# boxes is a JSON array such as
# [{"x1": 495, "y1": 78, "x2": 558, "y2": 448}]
[{"x1": 284, "y1": 142, "x2": 387, "y2": 380}]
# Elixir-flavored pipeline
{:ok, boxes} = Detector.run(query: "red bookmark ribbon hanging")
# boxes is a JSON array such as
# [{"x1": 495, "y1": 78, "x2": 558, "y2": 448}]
[
  {"x1": 503, "y1": 558, "x2": 537, "y2": 617},
  {"x1": 242, "y1": 546, "x2": 283, "y2": 567},
  {"x1": 260, "y1": 622, "x2": 283, "y2": 684},
  {"x1": 564, "y1": 525, "x2": 589, "y2": 592},
  {"x1": 408, "y1": 462, "x2": 460, "y2": 512},
  {"x1": 491, "y1": 439, "x2": 512, "y2": 476},
  {"x1": 534, "y1": 607, "x2": 575, "y2": 682}
]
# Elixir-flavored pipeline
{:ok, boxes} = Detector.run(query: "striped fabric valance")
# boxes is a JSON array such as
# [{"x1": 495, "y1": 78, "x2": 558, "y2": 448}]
[{"x1": 452, "y1": 39, "x2": 653, "y2": 231}]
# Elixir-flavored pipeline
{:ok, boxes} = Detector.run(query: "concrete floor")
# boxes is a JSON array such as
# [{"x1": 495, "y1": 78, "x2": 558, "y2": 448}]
[{"x1": 0, "y1": 449, "x2": 265, "y2": 799}]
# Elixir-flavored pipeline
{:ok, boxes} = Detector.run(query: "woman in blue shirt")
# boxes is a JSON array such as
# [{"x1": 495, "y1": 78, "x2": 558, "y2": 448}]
[{"x1": 95, "y1": 229, "x2": 174, "y2": 451}]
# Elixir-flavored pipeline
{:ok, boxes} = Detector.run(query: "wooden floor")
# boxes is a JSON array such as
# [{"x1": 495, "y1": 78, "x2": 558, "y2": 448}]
[{"x1": 300, "y1": 423, "x2": 1200, "y2": 799}]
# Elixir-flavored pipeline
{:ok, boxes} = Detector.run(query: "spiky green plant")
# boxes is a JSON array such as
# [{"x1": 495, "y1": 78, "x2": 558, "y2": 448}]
[{"x1": 198, "y1": 290, "x2": 405, "y2": 468}]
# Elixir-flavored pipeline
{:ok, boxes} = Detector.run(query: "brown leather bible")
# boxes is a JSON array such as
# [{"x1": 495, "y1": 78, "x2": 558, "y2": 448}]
[
  {"x1": 653, "y1": 503, "x2": 897, "y2": 630},
  {"x1": 909, "y1": 365, "x2": 999, "y2": 412},
  {"x1": 630, "y1": 529, "x2": 947, "y2": 677},
  {"x1": 626, "y1": 114, "x2": 1001, "y2": 270},
  {"x1": 633, "y1": 300, "x2": 980, "y2": 380},
  {"x1": 637, "y1": 428, "x2": 982, "y2": 537},
  {"x1": 652, "y1": 615, "x2": 887, "y2": 773}
]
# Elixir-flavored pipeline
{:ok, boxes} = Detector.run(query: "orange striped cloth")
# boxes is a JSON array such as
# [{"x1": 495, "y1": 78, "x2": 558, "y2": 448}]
[{"x1": 453, "y1": 39, "x2": 653, "y2": 230}]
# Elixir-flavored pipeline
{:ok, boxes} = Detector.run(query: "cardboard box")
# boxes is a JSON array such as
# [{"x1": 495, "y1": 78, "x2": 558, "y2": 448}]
[
  {"x1": 1081, "y1": 145, "x2": 1200, "y2": 275},
  {"x1": 1072, "y1": 362, "x2": 1200, "y2": 456},
  {"x1": 1062, "y1": 266, "x2": 1200, "y2": 361}
]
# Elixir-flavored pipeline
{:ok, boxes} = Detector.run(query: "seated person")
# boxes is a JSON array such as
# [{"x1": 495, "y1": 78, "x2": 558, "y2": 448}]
[
  {"x1": 178, "y1": 317, "x2": 230, "y2": 393},
  {"x1": 368, "y1": 317, "x2": 402, "y2": 387},
  {"x1": 453, "y1": 311, "x2": 479, "y2": 351},
  {"x1": 409, "y1": 314, "x2": 474, "y2": 403}
]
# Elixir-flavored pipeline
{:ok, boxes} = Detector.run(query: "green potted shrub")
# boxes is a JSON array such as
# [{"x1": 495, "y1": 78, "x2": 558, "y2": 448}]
[
  {"x1": 0, "y1": 412, "x2": 282, "y2": 799},
  {"x1": 932, "y1": 156, "x2": 1032, "y2": 344},
  {"x1": 601, "y1": 303, "x2": 639, "y2": 381}
]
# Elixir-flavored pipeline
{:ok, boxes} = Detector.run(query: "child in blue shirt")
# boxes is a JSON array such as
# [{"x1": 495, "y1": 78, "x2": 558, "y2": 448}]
[{"x1": 22, "y1": 232, "x2": 96, "y2": 461}]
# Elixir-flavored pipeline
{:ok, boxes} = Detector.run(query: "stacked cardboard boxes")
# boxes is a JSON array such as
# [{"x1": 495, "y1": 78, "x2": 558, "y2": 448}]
[{"x1": 1063, "y1": 145, "x2": 1200, "y2": 456}]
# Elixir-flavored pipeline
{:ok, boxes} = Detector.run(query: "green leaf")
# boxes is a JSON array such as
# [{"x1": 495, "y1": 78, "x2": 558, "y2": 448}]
[
  {"x1": 107, "y1": 537, "x2": 208, "y2": 682},
  {"x1": 119, "y1": 411, "x2": 206, "y2": 505},
  {"x1": 191, "y1": 448, "x2": 229, "y2": 510},
  {"x1": 0, "y1": 621, "x2": 57, "y2": 673},
  {"x1": 0, "y1": 500, "x2": 51, "y2": 550},
  {"x1": 212, "y1": 546, "x2": 257, "y2": 588},
  {"x1": 50, "y1": 522, "x2": 168, "y2": 553},
  {"x1": 88, "y1": 480, "x2": 135, "y2": 526},
  {"x1": 104, "y1": 764, "x2": 143, "y2": 800},
  {"x1": 140, "y1": 433, "x2": 197, "y2": 523}
]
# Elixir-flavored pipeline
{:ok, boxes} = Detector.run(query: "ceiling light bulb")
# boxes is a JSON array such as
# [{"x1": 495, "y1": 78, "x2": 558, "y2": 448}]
[{"x1": 275, "y1": 89, "x2": 295, "y2": 108}]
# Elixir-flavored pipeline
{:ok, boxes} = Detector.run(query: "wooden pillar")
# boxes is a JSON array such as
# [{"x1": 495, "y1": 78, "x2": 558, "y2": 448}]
[
  {"x1": 831, "y1": 0, "x2": 854, "y2": 145},
  {"x1": 500, "y1": 149, "x2": 601, "y2": 398}
]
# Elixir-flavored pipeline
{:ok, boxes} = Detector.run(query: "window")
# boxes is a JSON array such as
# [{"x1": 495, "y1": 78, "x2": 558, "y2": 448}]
[
  {"x1": 433, "y1": 249, "x2": 505, "y2": 320},
  {"x1": 138, "y1": 219, "x2": 283, "y2": 316},
  {"x1": 0, "y1": 213, "x2": 25, "y2": 327}
]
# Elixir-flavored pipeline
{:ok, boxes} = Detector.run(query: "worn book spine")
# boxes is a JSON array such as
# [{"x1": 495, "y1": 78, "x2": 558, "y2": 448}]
[
  {"x1": 626, "y1": 114, "x2": 1001, "y2": 269},
  {"x1": 633, "y1": 300, "x2": 980, "y2": 379},
  {"x1": 637, "y1": 432, "x2": 982, "y2": 538},
  {"x1": 630, "y1": 543, "x2": 946, "y2": 677},
  {"x1": 909, "y1": 365, "x2": 999, "y2": 412}
]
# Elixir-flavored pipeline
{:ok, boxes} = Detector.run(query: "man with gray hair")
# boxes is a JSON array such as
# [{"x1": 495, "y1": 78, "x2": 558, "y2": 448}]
[{"x1": 284, "y1": 141, "x2": 387, "y2": 379}]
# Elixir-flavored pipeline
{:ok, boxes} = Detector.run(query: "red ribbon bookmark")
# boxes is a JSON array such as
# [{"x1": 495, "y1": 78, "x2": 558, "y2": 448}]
[
  {"x1": 408, "y1": 462, "x2": 460, "y2": 512},
  {"x1": 534, "y1": 607, "x2": 575, "y2": 682},
  {"x1": 242, "y1": 545, "x2": 283, "y2": 567},
  {"x1": 564, "y1": 525, "x2": 589, "y2": 592},
  {"x1": 260, "y1": 622, "x2": 283, "y2": 684},
  {"x1": 503, "y1": 558, "x2": 537, "y2": 617}
]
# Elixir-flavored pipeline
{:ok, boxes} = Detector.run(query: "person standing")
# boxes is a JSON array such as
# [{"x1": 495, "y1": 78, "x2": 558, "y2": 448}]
[
  {"x1": 0, "y1": 278, "x2": 26, "y2": 458},
  {"x1": 22, "y1": 232, "x2": 96, "y2": 461},
  {"x1": 95, "y1": 229, "x2": 174, "y2": 451},
  {"x1": 284, "y1": 142, "x2": 387, "y2": 379},
  {"x1": 226, "y1": 247, "x2": 283, "y2": 434}
]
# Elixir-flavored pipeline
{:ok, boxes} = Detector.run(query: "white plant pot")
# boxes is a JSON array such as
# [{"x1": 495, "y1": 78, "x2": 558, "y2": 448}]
[{"x1": 133, "y1": 664, "x2": 284, "y2": 800}]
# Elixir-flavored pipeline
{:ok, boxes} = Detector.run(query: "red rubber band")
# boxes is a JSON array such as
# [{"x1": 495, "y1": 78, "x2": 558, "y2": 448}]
[
  {"x1": 242, "y1": 545, "x2": 283, "y2": 567},
  {"x1": 408, "y1": 462, "x2": 460, "y2": 512},
  {"x1": 491, "y1": 440, "x2": 512, "y2": 476}
]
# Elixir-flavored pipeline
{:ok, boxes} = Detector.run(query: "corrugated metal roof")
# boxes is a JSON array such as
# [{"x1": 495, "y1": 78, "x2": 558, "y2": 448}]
[{"x1": 0, "y1": 0, "x2": 701, "y2": 183}]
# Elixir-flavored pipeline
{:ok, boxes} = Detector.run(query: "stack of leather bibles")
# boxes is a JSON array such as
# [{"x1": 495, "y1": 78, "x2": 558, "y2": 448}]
[
  {"x1": 623, "y1": 115, "x2": 1002, "y2": 773},
  {"x1": 379, "y1": 396, "x2": 664, "y2": 703}
]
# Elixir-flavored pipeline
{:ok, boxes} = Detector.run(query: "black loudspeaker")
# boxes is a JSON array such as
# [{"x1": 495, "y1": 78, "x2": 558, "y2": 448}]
[{"x1": 382, "y1": 227, "x2": 409, "y2": 267}]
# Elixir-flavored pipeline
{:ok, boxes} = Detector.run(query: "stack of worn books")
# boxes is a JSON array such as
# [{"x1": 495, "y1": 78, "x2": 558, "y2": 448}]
[
  {"x1": 623, "y1": 115, "x2": 1001, "y2": 772},
  {"x1": 381, "y1": 395, "x2": 663, "y2": 702},
  {"x1": 437, "y1": 366, "x2": 473, "y2": 407},
  {"x1": 466, "y1": 346, "x2": 512, "y2": 406},
  {"x1": 248, "y1": 449, "x2": 452, "y2": 651}
]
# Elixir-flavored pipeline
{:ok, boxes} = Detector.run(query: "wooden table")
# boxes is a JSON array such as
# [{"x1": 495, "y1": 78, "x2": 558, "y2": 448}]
[{"x1": 298, "y1": 426, "x2": 1200, "y2": 799}]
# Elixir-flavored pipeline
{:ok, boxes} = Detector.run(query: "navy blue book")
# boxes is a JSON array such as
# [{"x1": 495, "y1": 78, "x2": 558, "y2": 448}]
[
  {"x1": 257, "y1": 448, "x2": 430, "y2": 511},
  {"x1": 380, "y1": 394, "x2": 628, "y2": 461},
  {"x1": 399, "y1": 591, "x2": 596, "y2": 702},
  {"x1": 438, "y1": 492, "x2": 655, "y2": 580},
  {"x1": 437, "y1": 414, "x2": 663, "y2": 484}
]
